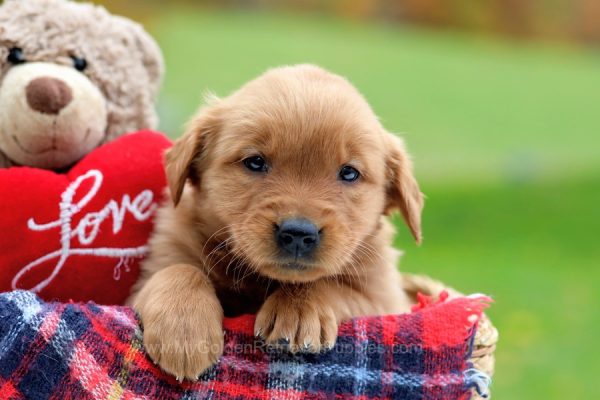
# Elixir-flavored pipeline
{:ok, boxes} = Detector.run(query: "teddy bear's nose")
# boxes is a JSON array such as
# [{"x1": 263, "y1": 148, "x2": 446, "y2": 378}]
[{"x1": 25, "y1": 76, "x2": 73, "y2": 115}]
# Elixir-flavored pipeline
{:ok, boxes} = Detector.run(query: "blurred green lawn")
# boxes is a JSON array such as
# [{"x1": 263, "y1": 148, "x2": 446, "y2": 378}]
[{"x1": 140, "y1": 8, "x2": 599, "y2": 399}]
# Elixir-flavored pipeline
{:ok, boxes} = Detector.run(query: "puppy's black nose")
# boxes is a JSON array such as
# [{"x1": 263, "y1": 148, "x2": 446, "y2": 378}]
[{"x1": 275, "y1": 218, "x2": 320, "y2": 258}]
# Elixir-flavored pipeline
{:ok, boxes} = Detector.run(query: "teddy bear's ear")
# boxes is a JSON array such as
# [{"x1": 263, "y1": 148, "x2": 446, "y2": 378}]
[
  {"x1": 114, "y1": 16, "x2": 164, "y2": 92},
  {"x1": 131, "y1": 24, "x2": 164, "y2": 88},
  {"x1": 165, "y1": 98, "x2": 222, "y2": 206}
]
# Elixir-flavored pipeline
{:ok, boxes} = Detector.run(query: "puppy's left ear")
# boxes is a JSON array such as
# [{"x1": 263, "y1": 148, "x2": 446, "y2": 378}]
[{"x1": 384, "y1": 133, "x2": 425, "y2": 243}]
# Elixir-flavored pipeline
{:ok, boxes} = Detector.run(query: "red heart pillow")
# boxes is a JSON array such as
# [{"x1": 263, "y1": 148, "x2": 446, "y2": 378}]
[{"x1": 0, "y1": 131, "x2": 172, "y2": 305}]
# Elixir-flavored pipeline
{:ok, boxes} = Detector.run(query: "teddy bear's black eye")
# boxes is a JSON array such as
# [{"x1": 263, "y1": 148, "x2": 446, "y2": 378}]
[
  {"x1": 339, "y1": 165, "x2": 360, "y2": 183},
  {"x1": 71, "y1": 56, "x2": 87, "y2": 72},
  {"x1": 243, "y1": 155, "x2": 268, "y2": 173},
  {"x1": 7, "y1": 47, "x2": 26, "y2": 65}
]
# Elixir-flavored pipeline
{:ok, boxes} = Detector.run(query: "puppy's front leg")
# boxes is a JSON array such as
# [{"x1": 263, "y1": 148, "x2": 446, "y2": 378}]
[
  {"x1": 133, "y1": 264, "x2": 223, "y2": 380},
  {"x1": 255, "y1": 281, "x2": 385, "y2": 353}
]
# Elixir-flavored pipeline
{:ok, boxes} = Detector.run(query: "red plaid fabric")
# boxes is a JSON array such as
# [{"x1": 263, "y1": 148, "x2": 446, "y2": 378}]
[{"x1": 0, "y1": 290, "x2": 491, "y2": 399}]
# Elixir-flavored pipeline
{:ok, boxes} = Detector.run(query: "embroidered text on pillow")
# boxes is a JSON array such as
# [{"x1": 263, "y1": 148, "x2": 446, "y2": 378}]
[{"x1": 11, "y1": 169, "x2": 158, "y2": 292}]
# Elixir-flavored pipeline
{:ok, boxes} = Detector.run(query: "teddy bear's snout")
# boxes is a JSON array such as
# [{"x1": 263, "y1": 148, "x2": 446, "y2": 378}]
[
  {"x1": 26, "y1": 77, "x2": 73, "y2": 115},
  {"x1": 0, "y1": 62, "x2": 109, "y2": 169}
]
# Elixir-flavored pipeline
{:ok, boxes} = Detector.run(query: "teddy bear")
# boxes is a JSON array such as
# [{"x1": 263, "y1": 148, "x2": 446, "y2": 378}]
[
  {"x1": 0, "y1": 0, "x2": 164, "y2": 169},
  {"x1": 0, "y1": 0, "x2": 172, "y2": 305}
]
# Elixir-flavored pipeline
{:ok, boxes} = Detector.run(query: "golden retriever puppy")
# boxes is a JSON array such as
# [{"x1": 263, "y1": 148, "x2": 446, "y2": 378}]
[{"x1": 128, "y1": 64, "x2": 424, "y2": 380}]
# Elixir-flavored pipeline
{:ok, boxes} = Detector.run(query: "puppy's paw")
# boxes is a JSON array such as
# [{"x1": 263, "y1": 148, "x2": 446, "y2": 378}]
[
  {"x1": 255, "y1": 290, "x2": 338, "y2": 353},
  {"x1": 140, "y1": 303, "x2": 224, "y2": 381}
]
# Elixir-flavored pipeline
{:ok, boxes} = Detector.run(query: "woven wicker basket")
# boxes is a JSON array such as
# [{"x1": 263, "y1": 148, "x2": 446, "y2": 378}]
[{"x1": 402, "y1": 274, "x2": 498, "y2": 399}]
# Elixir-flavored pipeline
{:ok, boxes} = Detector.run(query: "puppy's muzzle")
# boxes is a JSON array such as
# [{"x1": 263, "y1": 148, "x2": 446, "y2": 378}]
[{"x1": 275, "y1": 218, "x2": 321, "y2": 260}]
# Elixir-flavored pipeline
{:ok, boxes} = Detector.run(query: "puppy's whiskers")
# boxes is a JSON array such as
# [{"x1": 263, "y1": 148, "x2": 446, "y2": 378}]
[
  {"x1": 352, "y1": 242, "x2": 382, "y2": 289},
  {"x1": 200, "y1": 225, "x2": 230, "y2": 256},
  {"x1": 355, "y1": 241, "x2": 381, "y2": 266},
  {"x1": 347, "y1": 251, "x2": 367, "y2": 293},
  {"x1": 201, "y1": 222, "x2": 245, "y2": 257},
  {"x1": 227, "y1": 241, "x2": 264, "y2": 289},
  {"x1": 204, "y1": 236, "x2": 235, "y2": 273},
  {"x1": 206, "y1": 243, "x2": 247, "y2": 284}
]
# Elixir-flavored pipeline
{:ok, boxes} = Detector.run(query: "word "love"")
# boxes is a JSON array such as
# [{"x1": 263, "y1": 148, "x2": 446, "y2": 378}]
[{"x1": 12, "y1": 169, "x2": 157, "y2": 292}]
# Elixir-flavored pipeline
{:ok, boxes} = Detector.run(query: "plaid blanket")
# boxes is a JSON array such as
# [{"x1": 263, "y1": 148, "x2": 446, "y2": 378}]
[{"x1": 0, "y1": 290, "x2": 491, "y2": 400}]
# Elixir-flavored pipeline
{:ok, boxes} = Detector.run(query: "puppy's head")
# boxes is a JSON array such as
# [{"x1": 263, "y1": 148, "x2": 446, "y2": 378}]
[{"x1": 167, "y1": 65, "x2": 423, "y2": 283}]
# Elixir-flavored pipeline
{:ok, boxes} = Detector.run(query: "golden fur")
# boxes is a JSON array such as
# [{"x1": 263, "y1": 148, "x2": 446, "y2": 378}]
[{"x1": 128, "y1": 64, "x2": 424, "y2": 380}]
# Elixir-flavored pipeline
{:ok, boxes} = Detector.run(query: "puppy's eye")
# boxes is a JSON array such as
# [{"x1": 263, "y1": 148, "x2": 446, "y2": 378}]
[
  {"x1": 339, "y1": 165, "x2": 360, "y2": 182},
  {"x1": 71, "y1": 56, "x2": 88, "y2": 72},
  {"x1": 7, "y1": 47, "x2": 26, "y2": 65},
  {"x1": 243, "y1": 155, "x2": 268, "y2": 173}
]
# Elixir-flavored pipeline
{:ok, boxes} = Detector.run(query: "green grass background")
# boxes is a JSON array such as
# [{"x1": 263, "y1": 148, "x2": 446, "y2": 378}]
[{"x1": 120, "y1": 7, "x2": 599, "y2": 398}]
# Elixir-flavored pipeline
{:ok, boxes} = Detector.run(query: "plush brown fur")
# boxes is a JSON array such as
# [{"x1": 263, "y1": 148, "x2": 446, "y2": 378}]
[{"x1": 129, "y1": 64, "x2": 424, "y2": 380}]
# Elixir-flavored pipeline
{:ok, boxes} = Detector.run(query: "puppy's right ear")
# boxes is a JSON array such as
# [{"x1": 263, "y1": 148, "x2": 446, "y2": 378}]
[{"x1": 165, "y1": 102, "x2": 221, "y2": 206}]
